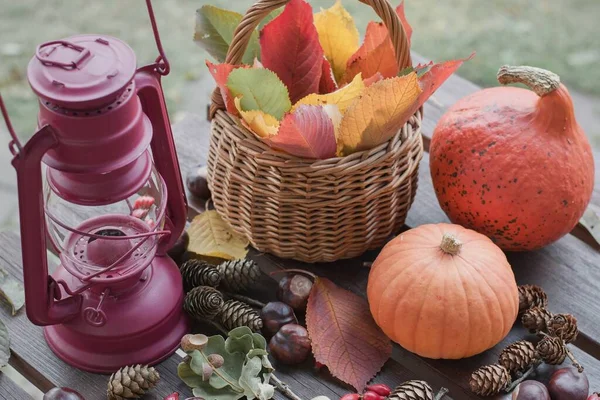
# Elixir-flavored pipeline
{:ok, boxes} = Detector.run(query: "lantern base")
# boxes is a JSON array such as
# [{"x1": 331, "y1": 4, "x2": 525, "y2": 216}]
[{"x1": 43, "y1": 256, "x2": 190, "y2": 374}]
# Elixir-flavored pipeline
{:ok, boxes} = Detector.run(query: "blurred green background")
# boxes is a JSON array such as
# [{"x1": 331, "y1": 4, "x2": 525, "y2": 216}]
[{"x1": 1, "y1": 0, "x2": 599, "y2": 146}]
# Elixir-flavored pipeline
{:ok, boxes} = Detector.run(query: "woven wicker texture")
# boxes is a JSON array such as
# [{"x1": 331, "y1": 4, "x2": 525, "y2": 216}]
[{"x1": 207, "y1": 0, "x2": 423, "y2": 262}]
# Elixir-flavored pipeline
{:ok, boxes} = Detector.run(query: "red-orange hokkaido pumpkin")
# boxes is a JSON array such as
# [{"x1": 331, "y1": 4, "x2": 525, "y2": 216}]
[
  {"x1": 367, "y1": 223, "x2": 518, "y2": 359},
  {"x1": 430, "y1": 66, "x2": 594, "y2": 251}
]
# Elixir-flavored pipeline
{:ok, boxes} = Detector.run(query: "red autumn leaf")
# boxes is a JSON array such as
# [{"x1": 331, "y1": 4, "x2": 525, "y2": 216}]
[
  {"x1": 306, "y1": 277, "x2": 392, "y2": 391},
  {"x1": 410, "y1": 53, "x2": 475, "y2": 116},
  {"x1": 267, "y1": 105, "x2": 336, "y2": 159},
  {"x1": 342, "y1": 22, "x2": 397, "y2": 84},
  {"x1": 260, "y1": 0, "x2": 324, "y2": 103},
  {"x1": 396, "y1": 1, "x2": 412, "y2": 44},
  {"x1": 206, "y1": 61, "x2": 245, "y2": 116},
  {"x1": 364, "y1": 72, "x2": 384, "y2": 86},
  {"x1": 319, "y1": 58, "x2": 338, "y2": 94}
]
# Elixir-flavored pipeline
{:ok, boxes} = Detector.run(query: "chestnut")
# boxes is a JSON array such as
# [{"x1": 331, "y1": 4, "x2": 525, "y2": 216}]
[
  {"x1": 268, "y1": 323, "x2": 311, "y2": 365},
  {"x1": 549, "y1": 368, "x2": 589, "y2": 400},
  {"x1": 186, "y1": 165, "x2": 210, "y2": 200},
  {"x1": 277, "y1": 274, "x2": 313, "y2": 311},
  {"x1": 260, "y1": 301, "x2": 298, "y2": 337},
  {"x1": 511, "y1": 381, "x2": 550, "y2": 400}
]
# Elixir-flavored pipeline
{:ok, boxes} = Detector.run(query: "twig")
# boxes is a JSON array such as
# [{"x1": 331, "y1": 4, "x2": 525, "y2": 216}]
[
  {"x1": 504, "y1": 363, "x2": 539, "y2": 393},
  {"x1": 206, "y1": 319, "x2": 228, "y2": 336},
  {"x1": 565, "y1": 346, "x2": 585, "y2": 372},
  {"x1": 225, "y1": 292, "x2": 266, "y2": 308},
  {"x1": 270, "y1": 373, "x2": 303, "y2": 400},
  {"x1": 434, "y1": 387, "x2": 449, "y2": 400}
]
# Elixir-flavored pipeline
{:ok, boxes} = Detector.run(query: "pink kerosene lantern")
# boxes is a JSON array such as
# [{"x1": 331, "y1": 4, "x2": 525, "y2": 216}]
[{"x1": 0, "y1": 1, "x2": 189, "y2": 372}]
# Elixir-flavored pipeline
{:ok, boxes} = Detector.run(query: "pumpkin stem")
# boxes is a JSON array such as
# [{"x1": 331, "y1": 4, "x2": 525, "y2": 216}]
[
  {"x1": 440, "y1": 233, "x2": 462, "y2": 255},
  {"x1": 497, "y1": 65, "x2": 560, "y2": 97}
]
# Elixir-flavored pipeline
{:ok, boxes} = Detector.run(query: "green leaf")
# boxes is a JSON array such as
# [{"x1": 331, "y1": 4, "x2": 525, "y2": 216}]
[
  {"x1": 225, "y1": 329, "x2": 255, "y2": 355},
  {"x1": 0, "y1": 319, "x2": 9, "y2": 367},
  {"x1": 194, "y1": 5, "x2": 259, "y2": 65},
  {"x1": 227, "y1": 68, "x2": 291, "y2": 120},
  {"x1": 178, "y1": 362, "x2": 204, "y2": 388},
  {"x1": 0, "y1": 266, "x2": 24, "y2": 315},
  {"x1": 239, "y1": 357, "x2": 275, "y2": 400},
  {"x1": 247, "y1": 349, "x2": 268, "y2": 359}
]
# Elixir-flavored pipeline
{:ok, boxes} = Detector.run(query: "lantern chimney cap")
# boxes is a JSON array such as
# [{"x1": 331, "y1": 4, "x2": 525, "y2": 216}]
[{"x1": 28, "y1": 34, "x2": 136, "y2": 110}]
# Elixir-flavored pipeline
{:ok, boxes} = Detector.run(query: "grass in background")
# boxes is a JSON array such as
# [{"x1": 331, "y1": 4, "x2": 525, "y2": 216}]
[{"x1": 1, "y1": 0, "x2": 599, "y2": 143}]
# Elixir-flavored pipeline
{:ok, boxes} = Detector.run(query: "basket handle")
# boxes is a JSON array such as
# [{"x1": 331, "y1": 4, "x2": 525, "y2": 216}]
[{"x1": 209, "y1": 0, "x2": 412, "y2": 118}]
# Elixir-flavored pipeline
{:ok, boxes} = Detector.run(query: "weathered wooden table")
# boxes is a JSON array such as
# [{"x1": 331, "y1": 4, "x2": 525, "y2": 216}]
[{"x1": 1, "y1": 57, "x2": 599, "y2": 399}]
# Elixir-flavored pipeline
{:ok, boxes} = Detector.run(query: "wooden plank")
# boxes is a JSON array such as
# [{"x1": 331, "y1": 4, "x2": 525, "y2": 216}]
[{"x1": 0, "y1": 372, "x2": 31, "y2": 399}]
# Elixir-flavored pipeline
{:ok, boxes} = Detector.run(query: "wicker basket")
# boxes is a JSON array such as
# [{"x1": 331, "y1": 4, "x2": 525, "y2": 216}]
[{"x1": 207, "y1": 0, "x2": 423, "y2": 263}]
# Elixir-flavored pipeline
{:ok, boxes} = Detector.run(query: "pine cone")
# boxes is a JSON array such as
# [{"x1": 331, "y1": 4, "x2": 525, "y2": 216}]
[
  {"x1": 180, "y1": 259, "x2": 222, "y2": 291},
  {"x1": 521, "y1": 307, "x2": 553, "y2": 333},
  {"x1": 548, "y1": 314, "x2": 579, "y2": 343},
  {"x1": 469, "y1": 364, "x2": 511, "y2": 396},
  {"x1": 388, "y1": 380, "x2": 434, "y2": 400},
  {"x1": 536, "y1": 336, "x2": 567, "y2": 365},
  {"x1": 218, "y1": 299, "x2": 263, "y2": 332},
  {"x1": 518, "y1": 284, "x2": 548, "y2": 313},
  {"x1": 218, "y1": 259, "x2": 261, "y2": 293},
  {"x1": 107, "y1": 364, "x2": 160, "y2": 400},
  {"x1": 184, "y1": 286, "x2": 224, "y2": 320},
  {"x1": 498, "y1": 340, "x2": 537, "y2": 374}
]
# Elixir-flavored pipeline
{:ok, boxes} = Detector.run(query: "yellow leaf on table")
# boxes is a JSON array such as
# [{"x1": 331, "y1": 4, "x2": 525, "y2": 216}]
[
  {"x1": 292, "y1": 73, "x2": 364, "y2": 115},
  {"x1": 234, "y1": 97, "x2": 280, "y2": 138},
  {"x1": 337, "y1": 73, "x2": 422, "y2": 156},
  {"x1": 314, "y1": 0, "x2": 359, "y2": 83},
  {"x1": 187, "y1": 210, "x2": 249, "y2": 260}
]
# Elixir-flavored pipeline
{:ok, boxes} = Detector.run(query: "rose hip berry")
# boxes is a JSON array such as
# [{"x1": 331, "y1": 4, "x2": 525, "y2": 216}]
[
  {"x1": 366, "y1": 384, "x2": 391, "y2": 397},
  {"x1": 43, "y1": 387, "x2": 85, "y2": 400},
  {"x1": 362, "y1": 391, "x2": 384, "y2": 400},
  {"x1": 339, "y1": 394, "x2": 360, "y2": 400}
]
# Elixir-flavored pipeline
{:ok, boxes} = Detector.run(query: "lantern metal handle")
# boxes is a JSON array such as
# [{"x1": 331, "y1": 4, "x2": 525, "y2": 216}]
[
  {"x1": 145, "y1": 0, "x2": 170, "y2": 76},
  {"x1": 35, "y1": 40, "x2": 91, "y2": 69}
]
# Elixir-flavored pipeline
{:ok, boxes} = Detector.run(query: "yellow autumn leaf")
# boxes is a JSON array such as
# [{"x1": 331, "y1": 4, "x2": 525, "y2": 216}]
[
  {"x1": 235, "y1": 97, "x2": 280, "y2": 138},
  {"x1": 314, "y1": 0, "x2": 359, "y2": 83},
  {"x1": 337, "y1": 73, "x2": 422, "y2": 156},
  {"x1": 292, "y1": 73, "x2": 365, "y2": 114},
  {"x1": 187, "y1": 210, "x2": 249, "y2": 260}
]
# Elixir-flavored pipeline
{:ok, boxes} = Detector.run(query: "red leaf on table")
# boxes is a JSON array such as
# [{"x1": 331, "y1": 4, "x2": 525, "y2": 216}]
[
  {"x1": 410, "y1": 53, "x2": 475, "y2": 116},
  {"x1": 306, "y1": 277, "x2": 392, "y2": 391},
  {"x1": 206, "y1": 61, "x2": 246, "y2": 116},
  {"x1": 260, "y1": 0, "x2": 324, "y2": 103},
  {"x1": 342, "y1": 22, "x2": 398, "y2": 84},
  {"x1": 319, "y1": 58, "x2": 338, "y2": 94},
  {"x1": 266, "y1": 105, "x2": 336, "y2": 159},
  {"x1": 396, "y1": 1, "x2": 413, "y2": 44}
]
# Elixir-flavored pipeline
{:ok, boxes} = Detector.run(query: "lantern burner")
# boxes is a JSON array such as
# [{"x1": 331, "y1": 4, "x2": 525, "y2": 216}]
[{"x1": 41, "y1": 82, "x2": 134, "y2": 117}]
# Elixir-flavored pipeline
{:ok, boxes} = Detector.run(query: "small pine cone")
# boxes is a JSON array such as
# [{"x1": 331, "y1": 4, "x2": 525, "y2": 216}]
[
  {"x1": 521, "y1": 307, "x2": 553, "y2": 333},
  {"x1": 107, "y1": 364, "x2": 160, "y2": 400},
  {"x1": 217, "y1": 259, "x2": 261, "y2": 293},
  {"x1": 218, "y1": 300, "x2": 263, "y2": 332},
  {"x1": 184, "y1": 286, "x2": 224, "y2": 320},
  {"x1": 518, "y1": 284, "x2": 548, "y2": 313},
  {"x1": 180, "y1": 259, "x2": 222, "y2": 291},
  {"x1": 469, "y1": 364, "x2": 511, "y2": 396},
  {"x1": 536, "y1": 336, "x2": 567, "y2": 365},
  {"x1": 548, "y1": 314, "x2": 579, "y2": 343},
  {"x1": 388, "y1": 380, "x2": 433, "y2": 400},
  {"x1": 498, "y1": 340, "x2": 538, "y2": 374}
]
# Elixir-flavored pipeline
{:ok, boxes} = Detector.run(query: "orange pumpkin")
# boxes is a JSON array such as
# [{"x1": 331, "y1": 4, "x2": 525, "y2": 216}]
[
  {"x1": 430, "y1": 65, "x2": 594, "y2": 251},
  {"x1": 367, "y1": 223, "x2": 518, "y2": 359}
]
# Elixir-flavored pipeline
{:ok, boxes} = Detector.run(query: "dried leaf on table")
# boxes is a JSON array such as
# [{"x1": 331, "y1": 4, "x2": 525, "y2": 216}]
[
  {"x1": 337, "y1": 73, "x2": 421, "y2": 156},
  {"x1": 206, "y1": 61, "x2": 247, "y2": 116},
  {"x1": 0, "y1": 266, "x2": 24, "y2": 315},
  {"x1": 0, "y1": 319, "x2": 9, "y2": 368},
  {"x1": 260, "y1": 0, "x2": 324, "y2": 104},
  {"x1": 187, "y1": 210, "x2": 249, "y2": 261},
  {"x1": 306, "y1": 278, "x2": 392, "y2": 391},
  {"x1": 227, "y1": 68, "x2": 291, "y2": 120},
  {"x1": 234, "y1": 98, "x2": 279, "y2": 138},
  {"x1": 314, "y1": 0, "x2": 360, "y2": 83},
  {"x1": 266, "y1": 105, "x2": 336, "y2": 159},
  {"x1": 292, "y1": 73, "x2": 364, "y2": 115},
  {"x1": 194, "y1": 6, "x2": 259, "y2": 65}
]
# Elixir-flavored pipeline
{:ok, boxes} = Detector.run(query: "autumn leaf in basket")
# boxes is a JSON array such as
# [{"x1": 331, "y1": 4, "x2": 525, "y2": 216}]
[
  {"x1": 187, "y1": 210, "x2": 249, "y2": 260},
  {"x1": 306, "y1": 277, "x2": 392, "y2": 391}
]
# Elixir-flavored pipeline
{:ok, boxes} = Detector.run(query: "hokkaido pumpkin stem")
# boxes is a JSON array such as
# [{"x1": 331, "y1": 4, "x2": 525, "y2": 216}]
[
  {"x1": 434, "y1": 387, "x2": 449, "y2": 400},
  {"x1": 497, "y1": 65, "x2": 560, "y2": 97},
  {"x1": 440, "y1": 233, "x2": 462, "y2": 255}
]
